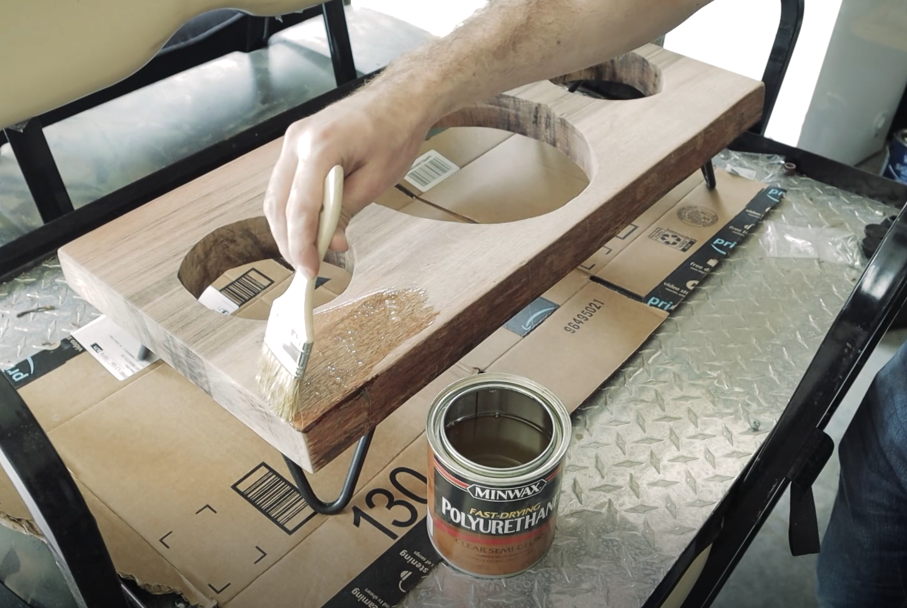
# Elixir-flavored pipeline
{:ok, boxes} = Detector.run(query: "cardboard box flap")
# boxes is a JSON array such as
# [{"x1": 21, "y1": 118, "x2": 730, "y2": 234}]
[
  {"x1": 542, "y1": 269, "x2": 590, "y2": 305},
  {"x1": 79, "y1": 483, "x2": 216, "y2": 608},
  {"x1": 399, "y1": 200, "x2": 470, "y2": 223},
  {"x1": 10, "y1": 346, "x2": 462, "y2": 606},
  {"x1": 398, "y1": 127, "x2": 513, "y2": 195},
  {"x1": 0, "y1": 465, "x2": 39, "y2": 536},
  {"x1": 579, "y1": 170, "x2": 704, "y2": 275},
  {"x1": 418, "y1": 134, "x2": 588, "y2": 225},
  {"x1": 228, "y1": 437, "x2": 433, "y2": 608},
  {"x1": 485, "y1": 133, "x2": 588, "y2": 181},
  {"x1": 595, "y1": 169, "x2": 767, "y2": 297},
  {"x1": 46, "y1": 365, "x2": 306, "y2": 604},
  {"x1": 374, "y1": 186, "x2": 415, "y2": 211},
  {"x1": 489, "y1": 282, "x2": 666, "y2": 411},
  {"x1": 457, "y1": 327, "x2": 522, "y2": 374},
  {"x1": 13, "y1": 339, "x2": 159, "y2": 433}
]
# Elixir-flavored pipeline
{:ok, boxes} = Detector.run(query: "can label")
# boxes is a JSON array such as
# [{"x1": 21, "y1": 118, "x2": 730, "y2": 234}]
[{"x1": 427, "y1": 456, "x2": 561, "y2": 576}]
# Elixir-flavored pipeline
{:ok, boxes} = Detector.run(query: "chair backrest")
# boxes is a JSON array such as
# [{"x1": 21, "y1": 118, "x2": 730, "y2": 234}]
[{"x1": 0, "y1": 0, "x2": 324, "y2": 130}]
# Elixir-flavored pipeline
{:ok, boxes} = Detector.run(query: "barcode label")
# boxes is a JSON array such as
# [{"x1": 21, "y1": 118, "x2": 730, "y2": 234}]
[
  {"x1": 404, "y1": 150, "x2": 459, "y2": 191},
  {"x1": 198, "y1": 287, "x2": 239, "y2": 314},
  {"x1": 232, "y1": 463, "x2": 315, "y2": 535},
  {"x1": 221, "y1": 269, "x2": 273, "y2": 306},
  {"x1": 72, "y1": 316, "x2": 158, "y2": 380}
]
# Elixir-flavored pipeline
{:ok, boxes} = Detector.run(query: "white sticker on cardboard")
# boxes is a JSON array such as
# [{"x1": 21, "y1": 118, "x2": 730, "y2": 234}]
[
  {"x1": 73, "y1": 316, "x2": 159, "y2": 380},
  {"x1": 198, "y1": 286, "x2": 240, "y2": 315},
  {"x1": 404, "y1": 150, "x2": 459, "y2": 191}
]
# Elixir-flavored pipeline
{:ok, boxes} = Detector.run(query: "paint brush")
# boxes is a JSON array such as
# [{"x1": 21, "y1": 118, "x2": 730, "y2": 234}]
[{"x1": 258, "y1": 165, "x2": 344, "y2": 421}]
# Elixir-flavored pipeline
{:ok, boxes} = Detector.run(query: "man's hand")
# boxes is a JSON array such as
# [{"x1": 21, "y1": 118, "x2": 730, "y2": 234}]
[
  {"x1": 264, "y1": 0, "x2": 712, "y2": 276},
  {"x1": 263, "y1": 85, "x2": 431, "y2": 277}
]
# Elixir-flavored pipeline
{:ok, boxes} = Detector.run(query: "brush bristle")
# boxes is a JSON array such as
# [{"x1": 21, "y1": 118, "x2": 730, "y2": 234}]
[{"x1": 257, "y1": 344, "x2": 304, "y2": 421}]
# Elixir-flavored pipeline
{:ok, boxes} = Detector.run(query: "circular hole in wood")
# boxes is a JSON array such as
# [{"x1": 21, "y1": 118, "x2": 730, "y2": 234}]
[
  {"x1": 178, "y1": 216, "x2": 352, "y2": 319},
  {"x1": 375, "y1": 122, "x2": 589, "y2": 224},
  {"x1": 550, "y1": 52, "x2": 662, "y2": 100}
]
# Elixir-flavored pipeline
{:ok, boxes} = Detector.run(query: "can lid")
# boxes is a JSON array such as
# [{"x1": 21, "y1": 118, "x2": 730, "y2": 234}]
[{"x1": 426, "y1": 373, "x2": 572, "y2": 486}]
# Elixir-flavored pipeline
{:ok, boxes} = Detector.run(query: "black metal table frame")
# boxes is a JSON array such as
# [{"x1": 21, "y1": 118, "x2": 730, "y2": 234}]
[{"x1": 3, "y1": 0, "x2": 907, "y2": 606}]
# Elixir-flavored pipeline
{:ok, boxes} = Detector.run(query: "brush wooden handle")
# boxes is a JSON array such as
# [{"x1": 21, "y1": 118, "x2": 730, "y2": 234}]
[{"x1": 301, "y1": 165, "x2": 344, "y2": 344}]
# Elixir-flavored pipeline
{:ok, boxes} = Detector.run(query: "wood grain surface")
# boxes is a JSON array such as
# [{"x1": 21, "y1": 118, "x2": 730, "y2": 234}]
[{"x1": 59, "y1": 45, "x2": 763, "y2": 472}]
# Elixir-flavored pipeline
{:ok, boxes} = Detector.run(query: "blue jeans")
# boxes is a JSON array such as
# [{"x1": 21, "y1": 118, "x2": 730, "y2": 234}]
[{"x1": 817, "y1": 338, "x2": 907, "y2": 608}]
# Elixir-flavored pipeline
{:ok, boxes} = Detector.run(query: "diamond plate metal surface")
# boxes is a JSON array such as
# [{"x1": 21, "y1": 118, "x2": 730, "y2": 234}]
[
  {"x1": 0, "y1": 259, "x2": 99, "y2": 370},
  {"x1": 0, "y1": 153, "x2": 891, "y2": 608},
  {"x1": 401, "y1": 152, "x2": 890, "y2": 608}
]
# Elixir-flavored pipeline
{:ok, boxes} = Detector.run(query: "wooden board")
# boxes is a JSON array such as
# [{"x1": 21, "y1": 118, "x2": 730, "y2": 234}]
[{"x1": 59, "y1": 45, "x2": 763, "y2": 472}]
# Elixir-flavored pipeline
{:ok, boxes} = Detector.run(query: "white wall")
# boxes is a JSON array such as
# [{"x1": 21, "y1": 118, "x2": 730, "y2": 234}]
[
  {"x1": 665, "y1": 0, "x2": 844, "y2": 147},
  {"x1": 357, "y1": 0, "x2": 907, "y2": 166},
  {"x1": 797, "y1": 0, "x2": 907, "y2": 165},
  {"x1": 355, "y1": 0, "x2": 486, "y2": 36}
]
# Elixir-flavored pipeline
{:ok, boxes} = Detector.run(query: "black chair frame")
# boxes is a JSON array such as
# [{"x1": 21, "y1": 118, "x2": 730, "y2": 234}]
[{"x1": 4, "y1": 1, "x2": 907, "y2": 606}]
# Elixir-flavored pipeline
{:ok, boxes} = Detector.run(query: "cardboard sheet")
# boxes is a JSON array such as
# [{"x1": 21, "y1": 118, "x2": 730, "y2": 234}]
[
  {"x1": 0, "y1": 275, "x2": 662, "y2": 605},
  {"x1": 579, "y1": 172, "x2": 704, "y2": 275},
  {"x1": 417, "y1": 134, "x2": 589, "y2": 224},
  {"x1": 398, "y1": 199, "x2": 470, "y2": 223},
  {"x1": 0, "y1": 350, "x2": 465, "y2": 607},
  {"x1": 489, "y1": 282, "x2": 667, "y2": 411},
  {"x1": 397, "y1": 127, "x2": 513, "y2": 195},
  {"x1": 374, "y1": 186, "x2": 414, "y2": 211},
  {"x1": 595, "y1": 169, "x2": 766, "y2": 298},
  {"x1": 0, "y1": 128, "x2": 780, "y2": 607}
]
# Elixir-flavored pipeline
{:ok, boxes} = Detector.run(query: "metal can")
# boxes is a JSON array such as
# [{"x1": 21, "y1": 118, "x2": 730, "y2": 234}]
[
  {"x1": 425, "y1": 373, "x2": 571, "y2": 577},
  {"x1": 883, "y1": 128, "x2": 907, "y2": 185}
]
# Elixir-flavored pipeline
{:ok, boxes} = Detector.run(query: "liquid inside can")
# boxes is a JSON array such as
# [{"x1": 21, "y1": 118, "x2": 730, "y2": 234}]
[
  {"x1": 425, "y1": 373, "x2": 571, "y2": 577},
  {"x1": 883, "y1": 128, "x2": 907, "y2": 185}
]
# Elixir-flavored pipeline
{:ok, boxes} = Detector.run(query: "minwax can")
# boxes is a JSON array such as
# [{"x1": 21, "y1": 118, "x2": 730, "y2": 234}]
[
  {"x1": 425, "y1": 373, "x2": 571, "y2": 577},
  {"x1": 883, "y1": 128, "x2": 907, "y2": 185}
]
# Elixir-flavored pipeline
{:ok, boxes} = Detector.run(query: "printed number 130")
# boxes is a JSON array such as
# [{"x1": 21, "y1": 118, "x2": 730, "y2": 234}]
[{"x1": 352, "y1": 467, "x2": 427, "y2": 540}]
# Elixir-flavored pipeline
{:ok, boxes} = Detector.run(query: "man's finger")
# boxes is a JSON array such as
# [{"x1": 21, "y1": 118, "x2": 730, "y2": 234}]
[
  {"x1": 286, "y1": 159, "x2": 332, "y2": 278},
  {"x1": 324, "y1": 162, "x2": 403, "y2": 253},
  {"x1": 263, "y1": 146, "x2": 297, "y2": 264},
  {"x1": 329, "y1": 227, "x2": 349, "y2": 253}
]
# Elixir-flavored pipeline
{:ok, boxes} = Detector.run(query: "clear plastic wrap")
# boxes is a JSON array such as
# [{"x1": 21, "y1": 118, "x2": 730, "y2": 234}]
[{"x1": 760, "y1": 221, "x2": 863, "y2": 267}]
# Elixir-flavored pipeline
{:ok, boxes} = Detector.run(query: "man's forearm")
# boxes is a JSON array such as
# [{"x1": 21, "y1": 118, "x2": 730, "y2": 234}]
[
  {"x1": 264, "y1": 0, "x2": 713, "y2": 274},
  {"x1": 371, "y1": 0, "x2": 711, "y2": 128}
]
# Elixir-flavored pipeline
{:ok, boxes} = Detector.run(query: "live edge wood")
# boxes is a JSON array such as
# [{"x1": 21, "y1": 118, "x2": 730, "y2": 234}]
[{"x1": 59, "y1": 45, "x2": 763, "y2": 473}]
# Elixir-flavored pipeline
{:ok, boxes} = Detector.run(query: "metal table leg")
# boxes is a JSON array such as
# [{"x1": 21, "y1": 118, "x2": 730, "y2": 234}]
[
  {"x1": 750, "y1": 0, "x2": 804, "y2": 135},
  {"x1": 322, "y1": 0, "x2": 358, "y2": 86},
  {"x1": 283, "y1": 428, "x2": 375, "y2": 515},
  {"x1": 701, "y1": 160, "x2": 716, "y2": 189},
  {"x1": 4, "y1": 118, "x2": 73, "y2": 223}
]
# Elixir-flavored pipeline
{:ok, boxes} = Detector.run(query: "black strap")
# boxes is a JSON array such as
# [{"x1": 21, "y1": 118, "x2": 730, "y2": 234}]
[
  {"x1": 789, "y1": 483, "x2": 821, "y2": 556},
  {"x1": 787, "y1": 431, "x2": 835, "y2": 556}
]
